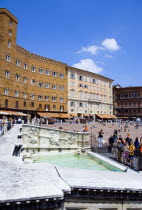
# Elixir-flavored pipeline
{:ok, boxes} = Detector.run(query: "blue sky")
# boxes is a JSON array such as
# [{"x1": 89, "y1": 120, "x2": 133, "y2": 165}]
[{"x1": 1, "y1": 0, "x2": 142, "y2": 86}]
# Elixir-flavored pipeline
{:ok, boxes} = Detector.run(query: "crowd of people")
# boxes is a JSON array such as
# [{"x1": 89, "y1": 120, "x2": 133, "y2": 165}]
[
  {"x1": 95, "y1": 120, "x2": 142, "y2": 169},
  {"x1": 0, "y1": 117, "x2": 13, "y2": 136},
  {"x1": 108, "y1": 129, "x2": 142, "y2": 167},
  {"x1": 0, "y1": 117, "x2": 22, "y2": 136}
]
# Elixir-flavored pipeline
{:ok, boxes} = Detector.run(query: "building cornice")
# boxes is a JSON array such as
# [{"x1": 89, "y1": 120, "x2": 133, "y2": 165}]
[
  {"x1": 68, "y1": 66, "x2": 114, "y2": 82},
  {"x1": 0, "y1": 8, "x2": 18, "y2": 24}
]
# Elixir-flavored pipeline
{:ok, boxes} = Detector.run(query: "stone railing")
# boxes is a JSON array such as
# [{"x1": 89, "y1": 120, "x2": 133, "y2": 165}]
[{"x1": 22, "y1": 125, "x2": 90, "y2": 153}]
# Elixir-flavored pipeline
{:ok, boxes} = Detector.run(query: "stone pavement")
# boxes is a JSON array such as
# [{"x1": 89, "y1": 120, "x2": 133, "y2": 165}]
[
  {"x1": 0, "y1": 124, "x2": 70, "y2": 202},
  {"x1": 0, "y1": 123, "x2": 141, "y2": 204},
  {"x1": 45, "y1": 121, "x2": 142, "y2": 143},
  {"x1": 0, "y1": 124, "x2": 22, "y2": 162}
]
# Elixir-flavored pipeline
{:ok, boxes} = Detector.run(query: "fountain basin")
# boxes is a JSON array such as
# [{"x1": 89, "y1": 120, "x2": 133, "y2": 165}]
[{"x1": 32, "y1": 151, "x2": 126, "y2": 172}]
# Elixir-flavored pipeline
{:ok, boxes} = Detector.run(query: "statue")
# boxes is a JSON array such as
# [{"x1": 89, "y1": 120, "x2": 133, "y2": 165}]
[
  {"x1": 48, "y1": 131, "x2": 59, "y2": 146},
  {"x1": 27, "y1": 128, "x2": 39, "y2": 144}
]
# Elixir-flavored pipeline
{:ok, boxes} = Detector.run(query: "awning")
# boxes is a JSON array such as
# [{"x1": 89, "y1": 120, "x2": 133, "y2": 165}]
[
  {"x1": 15, "y1": 112, "x2": 28, "y2": 116},
  {"x1": 37, "y1": 112, "x2": 51, "y2": 118},
  {"x1": 60, "y1": 114, "x2": 72, "y2": 118},
  {"x1": 0, "y1": 111, "x2": 12, "y2": 115},
  {"x1": 49, "y1": 113, "x2": 61, "y2": 118},
  {"x1": 96, "y1": 114, "x2": 117, "y2": 119},
  {"x1": 5, "y1": 111, "x2": 28, "y2": 116},
  {"x1": 70, "y1": 113, "x2": 77, "y2": 117},
  {"x1": 105, "y1": 114, "x2": 117, "y2": 119}
]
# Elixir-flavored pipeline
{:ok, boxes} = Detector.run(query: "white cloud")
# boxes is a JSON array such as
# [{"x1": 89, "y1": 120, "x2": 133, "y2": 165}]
[
  {"x1": 102, "y1": 38, "x2": 120, "y2": 51},
  {"x1": 104, "y1": 54, "x2": 113, "y2": 58},
  {"x1": 72, "y1": 58, "x2": 103, "y2": 73},
  {"x1": 77, "y1": 45, "x2": 103, "y2": 55},
  {"x1": 77, "y1": 38, "x2": 120, "y2": 55}
]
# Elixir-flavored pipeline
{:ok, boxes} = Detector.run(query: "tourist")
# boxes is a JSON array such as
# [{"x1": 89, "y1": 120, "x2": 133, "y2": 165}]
[
  {"x1": 120, "y1": 139, "x2": 126, "y2": 163},
  {"x1": 84, "y1": 125, "x2": 89, "y2": 132},
  {"x1": 39, "y1": 118, "x2": 42, "y2": 126},
  {"x1": 113, "y1": 130, "x2": 118, "y2": 142},
  {"x1": 7, "y1": 119, "x2": 11, "y2": 131},
  {"x1": 17, "y1": 117, "x2": 22, "y2": 124},
  {"x1": 127, "y1": 130, "x2": 130, "y2": 138},
  {"x1": 134, "y1": 137, "x2": 140, "y2": 149},
  {"x1": 0, "y1": 118, "x2": 3, "y2": 136},
  {"x1": 76, "y1": 119, "x2": 79, "y2": 124},
  {"x1": 118, "y1": 126, "x2": 121, "y2": 133},
  {"x1": 138, "y1": 139, "x2": 142, "y2": 169},
  {"x1": 117, "y1": 139, "x2": 124, "y2": 162},
  {"x1": 140, "y1": 138, "x2": 142, "y2": 146},
  {"x1": 123, "y1": 142, "x2": 129, "y2": 165},
  {"x1": 3, "y1": 117, "x2": 8, "y2": 134},
  {"x1": 134, "y1": 137, "x2": 140, "y2": 157},
  {"x1": 128, "y1": 140, "x2": 135, "y2": 167},
  {"x1": 98, "y1": 129, "x2": 104, "y2": 148},
  {"x1": 124, "y1": 125, "x2": 127, "y2": 132},
  {"x1": 118, "y1": 135, "x2": 123, "y2": 141},
  {"x1": 108, "y1": 135, "x2": 115, "y2": 153}
]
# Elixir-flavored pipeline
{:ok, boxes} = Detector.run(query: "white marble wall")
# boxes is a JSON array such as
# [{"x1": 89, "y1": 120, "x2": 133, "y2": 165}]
[{"x1": 22, "y1": 125, "x2": 90, "y2": 152}]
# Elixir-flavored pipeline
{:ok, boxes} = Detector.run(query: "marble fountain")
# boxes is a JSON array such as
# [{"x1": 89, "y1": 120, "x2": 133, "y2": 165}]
[{"x1": 0, "y1": 124, "x2": 142, "y2": 210}]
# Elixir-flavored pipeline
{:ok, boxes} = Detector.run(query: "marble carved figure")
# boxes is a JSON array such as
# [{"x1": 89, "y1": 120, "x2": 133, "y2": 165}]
[
  {"x1": 68, "y1": 134, "x2": 76, "y2": 145},
  {"x1": 27, "y1": 128, "x2": 39, "y2": 144},
  {"x1": 48, "y1": 131, "x2": 59, "y2": 146}
]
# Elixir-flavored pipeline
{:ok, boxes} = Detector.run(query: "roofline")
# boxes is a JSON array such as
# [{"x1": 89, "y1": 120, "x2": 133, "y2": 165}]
[
  {"x1": 113, "y1": 86, "x2": 142, "y2": 89},
  {"x1": 68, "y1": 66, "x2": 114, "y2": 82},
  {"x1": 0, "y1": 8, "x2": 18, "y2": 24}
]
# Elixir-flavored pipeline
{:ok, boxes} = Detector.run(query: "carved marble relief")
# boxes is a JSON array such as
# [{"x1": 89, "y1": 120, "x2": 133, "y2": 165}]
[
  {"x1": 47, "y1": 131, "x2": 60, "y2": 146},
  {"x1": 23, "y1": 125, "x2": 89, "y2": 149},
  {"x1": 68, "y1": 134, "x2": 76, "y2": 145},
  {"x1": 27, "y1": 128, "x2": 39, "y2": 144}
]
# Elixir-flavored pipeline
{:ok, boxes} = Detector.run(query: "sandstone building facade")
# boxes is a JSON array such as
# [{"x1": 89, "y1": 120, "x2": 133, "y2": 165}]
[
  {"x1": 0, "y1": 8, "x2": 68, "y2": 117},
  {"x1": 113, "y1": 84, "x2": 142, "y2": 119},
  {"x1": 68, "y1": 66, "x2": 113, "y2": 118},
  {"x1": 0, "y1": 8, "x2": 114, "y2": 119}
]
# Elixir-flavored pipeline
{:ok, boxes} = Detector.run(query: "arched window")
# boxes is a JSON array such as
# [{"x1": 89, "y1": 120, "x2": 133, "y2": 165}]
[
  {"x1": 9, "y1": 29, "x2": 12, "y2": 36},
  {"x1": 52, "y1": 94, "x2": 57, "y2": 102},
  {"x1": 31, "y1": 79, "x2": 36, "y2": 85},
  {"x1": 60, "y1": 94, "x2": 64, "y2": 103},
  {"x1": 59, "y1": 84, "x2": 64, "y2": 91},
  {"x1": 38, "y1": 94, "x2": 42, "y2": 101},
  {"x1": 31, "y1": 91, "x2": 35, "y2": 100},
  {"x1": 8, "y1": 40, "x2": 11, "y2": 48},
  {"x1": 23, "y1": 89, "x2": 27, "y2": 99},
  {"x1": 45, "y1": 95, "x2": 49, "y2": 101},
  {"x1": 15, "y1": 86, "x2": 20, "y2": 97},
  {"x1": 9, "y1": 20, "x2": 12, "y2": 26}
]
